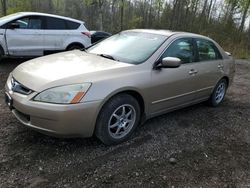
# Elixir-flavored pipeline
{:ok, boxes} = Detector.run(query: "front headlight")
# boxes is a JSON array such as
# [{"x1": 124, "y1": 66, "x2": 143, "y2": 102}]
[{"x1": 34, "y1": 83, "x2": 91, "y2": 104}]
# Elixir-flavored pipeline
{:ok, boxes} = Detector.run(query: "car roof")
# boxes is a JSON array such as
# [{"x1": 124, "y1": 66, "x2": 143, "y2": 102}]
[
  {"x1": 126, "y1": 29, "x2": 179, "y2": 36},
  {"x1": 125, "y1": 29, "x2": 212, "y2": 41},
  {"x1": 17, "y1": 12, "x2": 84, "y2": 24}
]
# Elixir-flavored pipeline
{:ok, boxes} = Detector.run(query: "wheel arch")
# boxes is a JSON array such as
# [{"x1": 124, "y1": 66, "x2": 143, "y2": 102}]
[
  {"x1": 222, "y1": 76, "x2": 229, "y2": 86},
  {"x1": 211, "y1": 76, "x2": 230, "y2": 95},
  {"x1": 118, "y1": 90, "x2": 145, "y2": 117},
  {"x1": 101, "y1": 89, "x2": 145, "y2": 117},
  {"x1": 66, "y1": 42, "x2": 85, "y2": 50},
  {"x1": 208, "y1": 76, "x2": 229, "y2": 107}
]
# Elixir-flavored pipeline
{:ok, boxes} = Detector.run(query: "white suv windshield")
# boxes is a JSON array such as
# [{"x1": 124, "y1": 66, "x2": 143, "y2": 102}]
[
  {"x1": 87, "y1": 31, "x2": 167, "y2": 64},
  {"x1": 0, "y1": 13, "x2": 21, "y2": 25}
]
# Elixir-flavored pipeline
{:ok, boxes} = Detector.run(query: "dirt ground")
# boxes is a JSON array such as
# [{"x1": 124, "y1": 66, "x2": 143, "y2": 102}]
[{"x1": 0, "y1": 58, "x2": 250, "y2": 188}]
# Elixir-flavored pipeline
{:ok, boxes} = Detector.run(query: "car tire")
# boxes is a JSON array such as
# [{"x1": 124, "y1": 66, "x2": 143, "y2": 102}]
[
  {"x1": 0, "y1": 45, "x2": 4, "y2": 62},
  {"x1": 208, "y1": 78, "x2": 228, "y2": 107},
  {"x1": 95, "y1": 94, "x2": 141, "y2": 145},
  {"x1": 67, "y1": 44, "x2": 84, "y2": 51}
]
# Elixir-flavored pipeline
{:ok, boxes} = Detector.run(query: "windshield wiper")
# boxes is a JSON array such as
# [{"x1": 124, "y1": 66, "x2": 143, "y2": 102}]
[{"x1": 99, "y1": 54, "x2": 119, "y2": 61}]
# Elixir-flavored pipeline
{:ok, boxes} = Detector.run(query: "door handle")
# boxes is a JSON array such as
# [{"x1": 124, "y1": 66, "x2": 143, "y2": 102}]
[
  {"x1": 189, "y1": 69, "x2": 198, "y2": 75},
  {"x1": 218, "y1": 64, "x2": 224, "y2": 69}
]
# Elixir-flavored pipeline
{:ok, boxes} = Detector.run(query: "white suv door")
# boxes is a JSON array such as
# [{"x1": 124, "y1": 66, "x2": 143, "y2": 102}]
[
  {"x1": 43, "y1": 16, "x2": 75, "y2": 51},
  {"x1": 5, "y1": 16, "x2": 44, "y2": 56}
]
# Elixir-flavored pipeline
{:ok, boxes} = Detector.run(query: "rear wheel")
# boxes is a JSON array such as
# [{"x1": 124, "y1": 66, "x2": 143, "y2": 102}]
[
  {"x1": 95, "y1": 94, "x2": 141, "y2": 145},
  {"x1": 208, "y1": 78, "x2": 228, "y2": 107},
  {"x1": 67, "y1": 44, "x2": 84, "y2": 51}
]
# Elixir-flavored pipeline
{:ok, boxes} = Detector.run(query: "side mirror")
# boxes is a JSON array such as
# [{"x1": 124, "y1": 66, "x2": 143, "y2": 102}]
[
  {"x1": 225, "y1": 51, "x2": 232, "y2": 56},
  {"x1": 8, "y1": 23, "x2": 20, "y2": 29},
  {"x1": 157, "y1": 57, "x2": 181, "y2": 69}
]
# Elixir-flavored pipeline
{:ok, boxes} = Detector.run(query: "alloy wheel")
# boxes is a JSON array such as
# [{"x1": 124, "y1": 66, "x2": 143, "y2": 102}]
[{"x1": 108, "y1": 104, "x2": 136, "y2": 139}]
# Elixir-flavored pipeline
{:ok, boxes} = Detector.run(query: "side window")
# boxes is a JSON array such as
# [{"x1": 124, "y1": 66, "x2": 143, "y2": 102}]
[
  {"x1": 46, "y1": 17, "x2": 67, "y2": 30},
  {"x1": 161, "y1": 38, "x2": 195, "y2": 64},
  {"x1": 12, "y1": 17, "x2": 42, "y2": 29},
  {"x1": 196, "y1": 39, "x2": 222, "y2": 61},
  {"x1": 66, "y1": 20, "x2": 80, "y2": 30}
]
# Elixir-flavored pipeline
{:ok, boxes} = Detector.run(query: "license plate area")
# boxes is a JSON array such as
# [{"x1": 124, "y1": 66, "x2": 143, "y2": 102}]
[{"x1": 5, "y1": 92, "x2": 13, "y2": 110}]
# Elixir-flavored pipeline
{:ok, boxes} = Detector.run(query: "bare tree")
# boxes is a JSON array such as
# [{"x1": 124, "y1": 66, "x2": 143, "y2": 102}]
[
  {"x1": 1, "y1": 0, "x2": 7, "y2": 15},
  {"x1": 120, "y1": 0, "x2": 124, "y2": 30},
  {"x1": 239, "y1": 0, "x2": 250, "y2": 32}
]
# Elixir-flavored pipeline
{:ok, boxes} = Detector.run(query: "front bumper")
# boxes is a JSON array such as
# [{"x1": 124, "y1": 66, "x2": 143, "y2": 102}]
[{"x1": 5, "y1": 82, "x2": 102, "y2": 138}]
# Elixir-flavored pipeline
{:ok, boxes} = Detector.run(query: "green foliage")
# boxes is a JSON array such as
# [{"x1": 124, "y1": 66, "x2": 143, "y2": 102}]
[
  {"x1": 0, "y1": 0, "x2": 250, "y2": 59},
  {"x1": 128, "y1": 16, "x2": 143, "y2": 28},
  {"x1": 7, "y1": 0, "x2": 32, "y2": 13}
]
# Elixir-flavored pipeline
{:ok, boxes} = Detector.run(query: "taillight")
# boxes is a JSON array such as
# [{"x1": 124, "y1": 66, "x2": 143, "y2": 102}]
[{"x1": 81, "y1": 32, "x2": 91, "y2": 38}]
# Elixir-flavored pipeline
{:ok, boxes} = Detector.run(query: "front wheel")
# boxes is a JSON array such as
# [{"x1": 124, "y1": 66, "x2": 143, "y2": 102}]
[
  {"x1": 0, "y1": 46, "x2": 4, "y2": 62},
  {"x1": 95, "y1": 94, "x2": 141, "y2": 145},
  {"x1": 208, "y1": 78, "x2": 228, "y2": 107}
]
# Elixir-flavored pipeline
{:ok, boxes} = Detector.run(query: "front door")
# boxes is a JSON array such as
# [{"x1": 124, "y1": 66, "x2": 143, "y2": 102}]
[
  {"x1": 5, "y1": 16, "x2": 44, "y2": 56},
  {"x1": 149, "y1": 38, "x2": 199, "y2": 115}
]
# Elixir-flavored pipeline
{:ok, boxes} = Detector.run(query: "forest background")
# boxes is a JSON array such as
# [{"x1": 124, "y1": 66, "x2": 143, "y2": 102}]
[{"x1": 1, "y1": 0, "x2": 250, "y2": 58}]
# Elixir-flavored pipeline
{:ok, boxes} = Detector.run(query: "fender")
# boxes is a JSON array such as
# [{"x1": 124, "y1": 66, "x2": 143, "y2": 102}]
[
  {"x1": 63, "y1": 36, "x2": 90, "y2": 50},
  {"x1": 95, "y1": 87, "x2": 148, "y2": 118}
]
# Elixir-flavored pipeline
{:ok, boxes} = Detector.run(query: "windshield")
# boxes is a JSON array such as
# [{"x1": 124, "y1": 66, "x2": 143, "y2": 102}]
[
  {"x1": 86, "y1": 31, "x2": 167, "y2": 64},
  {"x1": 0, "y1": 13, "x2": 21, "y2": 25}
]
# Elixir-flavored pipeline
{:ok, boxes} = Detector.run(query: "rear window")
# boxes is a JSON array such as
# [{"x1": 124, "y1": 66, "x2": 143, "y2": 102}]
[
  {"x1": 66, "y1": 20, "x2": 80, "y2": 29},
  {"x1": 196, "y1": 39, "x2": 222, "y2": 61},
  {"x1": 45, "y1": 17, "x2": 67, "y2": 30}
]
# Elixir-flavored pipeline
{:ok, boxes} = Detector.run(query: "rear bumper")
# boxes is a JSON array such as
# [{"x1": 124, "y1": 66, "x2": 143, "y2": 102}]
[{"x1": 5, "y1": 84, "x2": 102, "y2": 138}]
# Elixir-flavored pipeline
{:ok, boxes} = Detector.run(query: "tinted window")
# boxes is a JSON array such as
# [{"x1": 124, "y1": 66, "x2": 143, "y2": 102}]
[
  {"x1": 46, "y1": 17, "x2": 67, "y2": 30},
  {"x1": 12, "y1": 17, "x2": 42, "y2": 29},
  {"x1": 196, "y1": 39, "x2": 222, "y2": 61},
  {"x1": 161, "y1": 38, "x2": 195, "y2": 64},
  {"x1": 66, "y1": 20, "x2": 80, "y2": 29}
]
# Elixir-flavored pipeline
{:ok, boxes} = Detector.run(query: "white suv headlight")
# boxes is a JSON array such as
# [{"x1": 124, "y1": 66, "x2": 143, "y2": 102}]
[{"x1": 34, "y1": 83, "x2": 91, "y2": 104}]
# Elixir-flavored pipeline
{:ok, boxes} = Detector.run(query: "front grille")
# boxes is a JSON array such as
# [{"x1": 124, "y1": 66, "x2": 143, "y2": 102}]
[{"x1": 11, "y1": 78, "x2": 33, "y2": 95}]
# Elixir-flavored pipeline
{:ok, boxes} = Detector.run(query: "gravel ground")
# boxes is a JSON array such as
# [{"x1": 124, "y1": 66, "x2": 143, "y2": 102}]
[{"x1": 0, "y1": 58, "x2": 250, "y2": 188}]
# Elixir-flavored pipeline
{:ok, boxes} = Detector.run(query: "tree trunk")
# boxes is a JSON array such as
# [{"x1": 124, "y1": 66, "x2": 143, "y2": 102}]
[
  {"x1": 1, "y1": 0, "x2": 7, "y2": 16},
  {"x1": 239, "y1": 0, "x2": 250, "y2": 32},
  {"x1": 148, "y1": 0, "x2": 153, "y2": 28},
  {"x1": 98, "y1": 0, "x2": 104, "y2": 31},
  {"x1": 111, "y1": 0, "x2": 116, "y2": 32},
  {"x1": 227, "y1": 0, "x2": 238, "y2": 24},
  {"x1": 201, "y1": 0, "x2": 208, "y2": 18},
  {"x1": 207, "y1": 0, "x2": 214, "y2": 21},
  {"x1": 170, "y1": 0, "x2": 179, "y2": 29},
  {"x1": 120, "y1": 0, "x2": 124, "y2": 31}
]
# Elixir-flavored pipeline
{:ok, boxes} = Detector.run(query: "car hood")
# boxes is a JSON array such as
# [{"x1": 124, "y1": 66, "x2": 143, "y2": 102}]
[{"x1": 12, "y1": 51, "x2": 132, "y2": 91}]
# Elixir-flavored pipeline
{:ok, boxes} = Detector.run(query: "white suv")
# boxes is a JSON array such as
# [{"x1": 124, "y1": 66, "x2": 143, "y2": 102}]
[{"x1": 0, "y1": 12, "x2": 91, "y2": 58}]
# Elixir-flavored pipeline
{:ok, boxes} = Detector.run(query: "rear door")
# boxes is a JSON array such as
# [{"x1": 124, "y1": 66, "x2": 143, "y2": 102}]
[
  {"x1": 43, "y1": 16, "x2": 80, "y2": 51},
  {"x1": 191, "y1": 38, "x2": 224, "y2": 99},
  {"x1": 5, "y1": 16, "x2": 44, "y2": 56}
]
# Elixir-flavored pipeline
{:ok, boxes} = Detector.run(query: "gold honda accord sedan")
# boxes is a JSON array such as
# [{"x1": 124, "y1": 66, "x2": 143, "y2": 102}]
[{"x1": 5, "y1": 29, "x2": 235, "y2": 145}]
